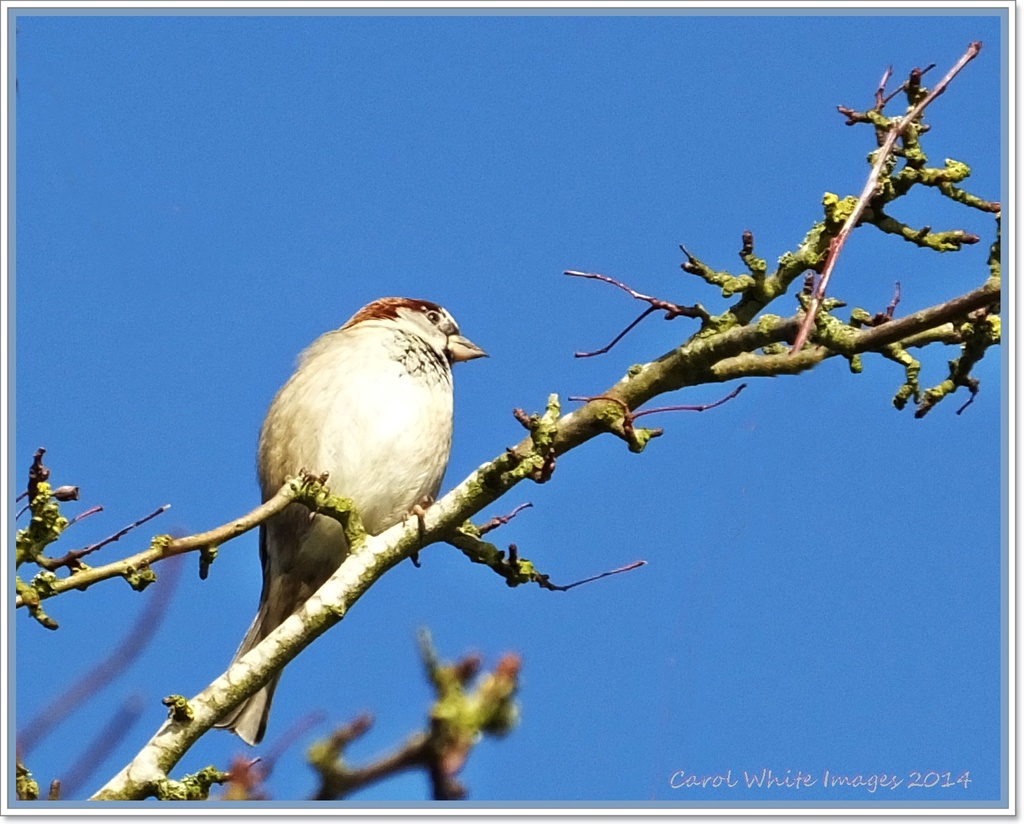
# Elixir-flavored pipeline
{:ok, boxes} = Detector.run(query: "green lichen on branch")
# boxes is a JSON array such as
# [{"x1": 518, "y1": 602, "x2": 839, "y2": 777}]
[
  {"x1": 447, "y1": 528, "x2": 560, "y2": 590},
  {"x1": 868, "y1": 210, "x2": 980, "y2": 251},
  {"x1": 291, "y1": 472, "x2": 368, "y2": 551},
  {"x1": 163, "y1": 694, "x2": 195, "y2": 723},
  {"x1": 16, "y1": 574, "x2": 60, "y2": 629},
  {"x1": 123, "y1": 564, "x2": 158, "y2": 592},
  {"x1": 16, "y1": 761, "x2": 40, "y2": 801},
  {"x1": 198, "y1": 544, "x2": 218, "y2": 580},
  {"x1": 308, "y1": 633, "x2": 520, "y2": 800},
  {"x1": 680, "y1": 245, "x2": 756, "y2": 298},
  {"x1": 884, "y1": 344, "x2": 923, "y2": 410},
  {"x1": 507, "y1": 394, "x2": 561, "y2": 483},
  {"x1": 420, "y1": 630, "x2": 519, "y2": 741},
  {"x1": 915, "y1": 311, "x2": 1000, "y2": 418},
  {"x1": 16, "y1": 483, "x2": 69, "y2": 569},
  {"x1": 152, "y1": 766, "x2": 229, "y2": 801},
  {"x1": 73, "y1": 50, "x2": 1002, "y2": 802}
]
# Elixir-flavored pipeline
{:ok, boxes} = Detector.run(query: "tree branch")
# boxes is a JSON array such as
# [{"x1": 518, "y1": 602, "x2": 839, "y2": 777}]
[
  {"x1": 88, "y1": 269, "x2": 998, "y2": 799},
  {"x1": 791, "y1": 41, "x2": 983, "y2": 350},
  {"x1": 53, "y1": 43, "x2": 999, "y2": 800}
]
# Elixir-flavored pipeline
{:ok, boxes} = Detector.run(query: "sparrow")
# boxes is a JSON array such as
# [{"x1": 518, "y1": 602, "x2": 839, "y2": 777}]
[{"x1": 216, "y1": 297, "x2": 486, "y2": 745}]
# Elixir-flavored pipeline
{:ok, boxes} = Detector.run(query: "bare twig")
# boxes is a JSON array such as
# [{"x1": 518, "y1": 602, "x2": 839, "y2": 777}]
[
  {"x1": 222, "y1": 708, "x2": 331, "y2": 798},
  {"x1": 881, "y1": 62, "x2": 936, "y2": 108},
  {"x1": 36, "y1": 505, "x2": 169, "y2": 573},
  {"x1": 565, "y1": 269, "x2": 707, "y2": 357},
  {"x1": 886, "y1": 281, "x2": 902, "y2": 318},
  {"x1": 955, "y1": 392, "x2": 978, "y2": 416},
  {"x1": 575, "y1": 305, "x2": 659, "y2": 358},
  {"x1": 791, "y1": 42, "x2": 982, "y2": 353},
  {"x1": 874, "y1": 65, "x2": 893, "y2": 110},
  {"x1": 27, "y1": 447, "x2": 50, "y2": 501},
  {"x1": 78, "y1": 505, "x2": 171, "y2": 556},
  {"x1": 569, "y1": 384, "x2": 747, "y2": 426},
  {"x1": 220, "y1": 756, "x2": 267, "y2": 801},
  {"x1": 15, "y1": 480, "x2": 304, "y2": 608},
  {"x1": 66, "y1": 505, "x2": 103, "y2": 528},
  {"x1": 310, "y1": 641, "x2": 520, "y2": 801},
  {"x1": 538, "y1": 559, "x2": 647, "y2": 591},
  {"x1": 631, "y1": 383, "x2": 748, "y2": 420},
  {"x1": 478, "y1": 502, "x2": 533, "y2": 536},
  {"x1": 312, "y1": 726, "x2": 429, "y2": 801}
]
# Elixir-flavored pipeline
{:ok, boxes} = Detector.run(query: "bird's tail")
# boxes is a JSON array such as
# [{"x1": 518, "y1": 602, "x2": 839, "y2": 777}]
[{"x1": 213, "y1": 596, "x2": 281, "y2": 746}]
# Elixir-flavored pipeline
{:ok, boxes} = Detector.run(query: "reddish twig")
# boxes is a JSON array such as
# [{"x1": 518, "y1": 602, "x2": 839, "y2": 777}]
[
  {"x1": 66, "y1": 505, "x2": 104, "y2": 528},
  {"x1": 791, "y1": 42, "x2": 982, "y2": 353},
  {"x1": 501, "y1": 543, "x2": 645, "y2": 592},
  {"x1": 631, "y1": 383, "x2": 748, "y2": 419},
  {"x1": 36, "y1": 504, "x2": 169, "y2": 573},
  {"x1": 886, "y1": 281, "x2": 902, "y2": 319},
  {"x1": 538, "y1": 559, "x2": 647, "y2": 592},
  {"x1": 570, "y1": 384, "x2": 747, "y2": 430},
  {"x1": 882, "y1": 62, "x2": 936, "y2": 108},
  {"x1": 564, "y1": 269, "x2": 708, "y2": 357},
  {"x1": 873, "y1": 65, "x2": 893, "y2": 110},
  {"x1": 27, "y1": 448, "x2": 50, "y2": 501},
  {"x1": 574, "y1": 306, "x2": 659, "y2": 358},
  {"x1": 221, "y1": 756, "x2": 268, "y2": 801},
  {"x1": 77, "y1": 504, "x2": 170, "y2": 558},
  {"x1": 478, "y1": 502, "x2": 533, "y2": 536},
  {"x1": 512, "y1": 408, "x2": 533, "y2": 429}
]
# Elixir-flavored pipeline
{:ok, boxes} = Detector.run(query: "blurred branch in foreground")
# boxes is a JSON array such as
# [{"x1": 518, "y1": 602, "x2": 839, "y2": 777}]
[{"x1": 308, "y1": 631, "x2": 520, "y2": 801}]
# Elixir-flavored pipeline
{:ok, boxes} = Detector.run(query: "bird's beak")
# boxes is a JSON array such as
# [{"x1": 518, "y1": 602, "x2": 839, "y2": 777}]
[{"x1": 447, "y1": 334, "x2": 488, "y2": 363}]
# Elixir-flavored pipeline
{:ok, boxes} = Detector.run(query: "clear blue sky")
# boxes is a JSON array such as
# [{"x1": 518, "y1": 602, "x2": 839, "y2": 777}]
[{"x1": 11, "y1": 6, "x2": 1006, "y2": 809}]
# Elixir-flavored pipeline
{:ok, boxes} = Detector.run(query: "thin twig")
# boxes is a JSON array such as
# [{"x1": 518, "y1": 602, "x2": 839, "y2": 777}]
[
  {"x1": 76, "y1": 504, "x2": 171, "y2": 557},
  {"x1": 575, "y1": 306, "x2": 658, "y2": 358},
  {"x1": 565, "y1": 269, "x2": 707, "y2": 356},
  {"x1": 873, "y1": 65, "x2": 893, "y2": 110},
  {"x1": 27, "y1": 447, "x2": 49, "y2": 501},
  {"x1": 569, "y1": 384, "x2": 747, "y2": 422},
  {"x1": 886, "y1": 281, "x2": 902, "y2": 318},
  {"x1": 478, "y1": 502, "x2": 533, "y2": 536},
  {"x1": 36, "y1": 504, "x2": 169, "y2": 573},
  {"x1": 632, "y1": 383, "x2": 748, "y2": 419},
  {"x1": 565, "y1": 269, "x2": 669, "y2": 306},
  {"x1": 881, "y1": 62, "x2": 936, "y2": 108},
  {"x1": 65, "y1": 506, "x2": 104, "y2": 528},
  {"x1": 791, "y1": 42, "x2": 982, "y2": 353},
  {"x1": 955, "y1": 392, "x2": 978, "y2": 416},
  {"x1": 541, "y1": 560, "x2": 647, "y2": 591},
  {"x1": 15, "y1": 482, "x2": 300, "y2": 609}
]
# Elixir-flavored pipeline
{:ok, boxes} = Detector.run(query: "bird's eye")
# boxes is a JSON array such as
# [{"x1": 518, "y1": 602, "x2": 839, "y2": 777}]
[{"x1": 426, "y1": 310, "x2": 442, "y2": 325}]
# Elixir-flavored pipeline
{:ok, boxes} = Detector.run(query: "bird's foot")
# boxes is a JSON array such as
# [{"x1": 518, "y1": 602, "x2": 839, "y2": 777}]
[{"x1": 407, "y1": 495, "x2": 435, "y2": 567}]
